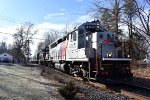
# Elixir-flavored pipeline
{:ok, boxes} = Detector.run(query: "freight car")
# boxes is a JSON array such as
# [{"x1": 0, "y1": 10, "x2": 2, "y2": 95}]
[{"x1": 37, "y1": 20, "x2": 133, "y2": 83}]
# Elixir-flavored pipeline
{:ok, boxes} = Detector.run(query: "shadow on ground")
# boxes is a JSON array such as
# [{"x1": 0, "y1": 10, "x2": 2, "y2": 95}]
[
  {"x1": 20, "y1": 64, "x2": 40, "y2": 67},
  {"x1": 0, "y1": 63, "x2": 14, "y2": 66},
  {"x1": 133, "y1": 77, "x2": 150, "y2": 88}
]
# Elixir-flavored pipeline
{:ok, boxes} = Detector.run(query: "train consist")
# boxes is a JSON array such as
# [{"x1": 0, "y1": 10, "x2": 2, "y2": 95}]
[{"x1": 35, "y1": 20, "x2": 133, "y2": 83}]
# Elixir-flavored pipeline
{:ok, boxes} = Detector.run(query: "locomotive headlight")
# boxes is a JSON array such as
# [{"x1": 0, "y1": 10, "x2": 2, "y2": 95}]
[
  {"x1": 107, "y1": 52, "x2": 112, "y2": 58},
  {"x1": 127, "y1": 55, "x2": 130, "y2": 58}
]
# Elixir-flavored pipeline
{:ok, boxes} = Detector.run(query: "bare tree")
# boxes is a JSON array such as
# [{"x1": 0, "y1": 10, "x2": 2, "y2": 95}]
[
  {"x1": 61, "y1": 24, "x2": 70, "y2": 35},
  {"x1": 134, "y1": 0, "x2": 150, "y2": 38},
  {"x1": 121, "y1": 0, "x2": 137, "y2": 59},
  {"x1": 146, "y1": 0, "x2": 150, "y2": 5},
  {"x1": 13, "y1": 22, "x2": 38, "y2": 62},
  {"x1": 0, "y1": 42, "x2": 7, "y2": 54},
  {"x1": 121, "y1": 0, "x2": 150, "y2": 42},
  {"x1": 111, "y1": 0, "x2": 123, "y2": 34},
  {"x1": 61, "y1": 24, "x2": 79, "y2": 36},
  {"x1": 92, "y1": 0, "x2": 124, "y2": 34},
  {"x1": 133, "y1": 0, "x2": 150, "y2": 60},
  {"x1": 100, "y1": 8, "x2": 112, "y2": 30},
  {"x1": 33, "y1": 30, "x2": 61, "y2": 63},
  {"x1": 43, "y1": 30, "x2": 60, "y2": 47},
  {"x1": 126, "y1": 0, "x2": 150, "y2": 60}
]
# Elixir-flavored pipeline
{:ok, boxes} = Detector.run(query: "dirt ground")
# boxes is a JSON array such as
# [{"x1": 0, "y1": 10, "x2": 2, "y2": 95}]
[{"x1": 0, "y1": 63, "x2": 63, "y2": 100}]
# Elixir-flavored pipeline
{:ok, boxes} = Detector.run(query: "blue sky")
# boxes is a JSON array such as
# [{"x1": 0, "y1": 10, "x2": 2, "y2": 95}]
[
  {"x1": 0, "y1": 0, "x2": 92, "y2": 25},
  {"x1": 0, "y1": 0, "x2": 94, "y2": 55}
]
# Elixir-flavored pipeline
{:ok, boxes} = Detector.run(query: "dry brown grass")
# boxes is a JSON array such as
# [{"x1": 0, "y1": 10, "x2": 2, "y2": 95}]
[
  {"x1": 131, "y1": 61, "x2": 150, "y2": 79},
  {"x1": 53, "y1": 74, "x2": 64, "y2": 83}
]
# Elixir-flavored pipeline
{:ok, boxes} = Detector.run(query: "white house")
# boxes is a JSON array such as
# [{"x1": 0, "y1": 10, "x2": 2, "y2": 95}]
[{"x1": 0, "y1": 53, "x2": 13, "y2": 63}]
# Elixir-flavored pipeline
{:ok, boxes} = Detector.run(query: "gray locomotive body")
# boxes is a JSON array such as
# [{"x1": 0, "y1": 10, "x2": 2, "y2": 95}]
[{"x1": 40, "y1": 20, "x2": 133, "y2": 83}]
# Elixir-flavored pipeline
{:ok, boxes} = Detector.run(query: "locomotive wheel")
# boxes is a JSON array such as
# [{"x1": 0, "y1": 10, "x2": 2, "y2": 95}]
[{"x1": 69, "y1": 64, "x2": 77, "y2": 76}]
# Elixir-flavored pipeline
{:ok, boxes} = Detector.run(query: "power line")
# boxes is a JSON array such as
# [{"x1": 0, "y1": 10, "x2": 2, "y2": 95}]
[
  {"x1": 0, "y1": 14, "x2": 60, "y2": 30},
  {"x1": 0, "y1": 26, "x2": 10, "y2": 28},
  {"x1": 0, "y1": 32, "x2": 45, "y2": 40},
  {"x1": 0, "y1": 32, "x2": 13, "y2": 35},
  {"x1": 0, "y1": 14, "x2": 53, "y2": 30},
  {"x1": 32, "y1": 37, "x2": 45, "y2": 40},
  {"x1": 0, "y1": 14, "x2": 24, "y2": 24},
  {"x1": 0, "y1": 14, "x2": 64, "y2": 35}
]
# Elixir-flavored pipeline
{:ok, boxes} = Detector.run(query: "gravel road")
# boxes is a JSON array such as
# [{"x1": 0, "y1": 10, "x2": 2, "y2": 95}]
[{"x1": 0, "y1": 63, "x2": 63, "y2": 100}]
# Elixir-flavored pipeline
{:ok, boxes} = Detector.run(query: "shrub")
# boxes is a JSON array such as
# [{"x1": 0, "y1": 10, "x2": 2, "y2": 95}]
[{"x1": 58, "y1": 81, "x2": 77, "y2": 100}]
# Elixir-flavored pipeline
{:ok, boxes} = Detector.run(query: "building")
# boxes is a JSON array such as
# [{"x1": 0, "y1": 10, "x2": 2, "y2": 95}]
[{"x1": 0, "y1": 53, "x2": 13, "y2": 63}]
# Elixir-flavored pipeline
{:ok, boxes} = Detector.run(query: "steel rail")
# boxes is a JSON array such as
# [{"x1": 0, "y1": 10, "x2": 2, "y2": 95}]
[{"x1": 121, "y1": 90, "x2": 150, "y2": 100}]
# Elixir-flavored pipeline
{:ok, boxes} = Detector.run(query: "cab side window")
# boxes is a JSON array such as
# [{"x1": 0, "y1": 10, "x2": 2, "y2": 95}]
[
  {"x1": 70, "y1": 31, "x2": 76, "y2": 41},
  {"x1": 73, "y1": 31, "x2": 76, "y2": 41},
  {"x1": 78, "y1": 32, "x2": 85, "y2": 49}
]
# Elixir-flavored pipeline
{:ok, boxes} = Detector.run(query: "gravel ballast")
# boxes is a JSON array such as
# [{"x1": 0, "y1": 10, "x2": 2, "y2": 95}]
[{"x1": 43, "y1": 68, "x2": 132, "y2": 100}]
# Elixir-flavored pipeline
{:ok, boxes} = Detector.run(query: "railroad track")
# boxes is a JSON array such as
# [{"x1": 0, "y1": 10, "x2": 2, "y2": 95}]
[
  {"x1": 121, "y1": 90, "x2": 150, "y2": 100},
  {"x1": 122, "y1": 82, "x2": 150, "y2": 100},
  {"x1": 88, "y1": 80, "x2": 150, "y2": 100},
  {"x1": 77, "y1": 77, "x2": 150, "y2": 100},
  {"x1": 122, "y1": 81, "x2": 150, "y2": 90},
  {"x1": 42, "y1": 67, "x2": 150, "y2": 100}
]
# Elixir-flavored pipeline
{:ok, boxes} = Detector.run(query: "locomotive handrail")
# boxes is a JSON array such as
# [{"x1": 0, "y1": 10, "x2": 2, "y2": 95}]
[{"x1": 102, "y1": 58, "x2": 132, "y2": 61}]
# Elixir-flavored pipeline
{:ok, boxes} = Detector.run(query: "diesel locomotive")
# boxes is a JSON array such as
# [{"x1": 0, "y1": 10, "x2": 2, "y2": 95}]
[{"x1": 36, "y1": 20, "x2": 133, "y2": 83}]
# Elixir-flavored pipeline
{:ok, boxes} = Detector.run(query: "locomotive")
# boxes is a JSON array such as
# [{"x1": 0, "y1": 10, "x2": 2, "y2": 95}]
[{"x1": 36, "y1": 20, "x2": 133, "y2": 83}]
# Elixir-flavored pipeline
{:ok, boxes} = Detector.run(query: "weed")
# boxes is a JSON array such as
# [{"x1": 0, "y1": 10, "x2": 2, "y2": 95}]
[{"x1": 58, "y1": 81, "x2": 77, "y2": 100}]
